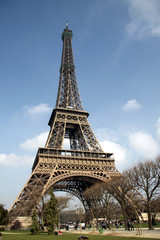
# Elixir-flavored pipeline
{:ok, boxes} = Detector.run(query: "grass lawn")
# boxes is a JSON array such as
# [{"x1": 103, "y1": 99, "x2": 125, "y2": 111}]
[
  {"x1": 141, "y1": 222, "x2": 160, "y2": 228},
  {"x1": 1, "y1": 232, "x2": 156, "y2": 240}
]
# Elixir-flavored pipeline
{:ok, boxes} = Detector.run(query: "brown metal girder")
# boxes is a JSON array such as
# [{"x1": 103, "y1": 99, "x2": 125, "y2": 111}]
[
  {"x1": 53, "y1": 188, "x2": 90, "y2": 212},
  {"x1": 48, "y1": 108, "x2": 89, "y2": 127},
  {"x1": 45, "y1": 171, "x2": 109, "y2": 192},
  {"x1": 32, "y1": 153, "x2": 115, "y2": 172},
  {"x1": 54, "y1": 175, "x2": 102, "y2": 183},
  {"x1": 52, "y1": 177, "x2": 101, "y2": 211},
  {"x1": 10, "y1": 173, "x2": 51, "y2": 217}
]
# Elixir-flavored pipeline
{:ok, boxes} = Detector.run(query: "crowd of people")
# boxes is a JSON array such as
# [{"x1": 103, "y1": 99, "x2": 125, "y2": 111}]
[{"x1": 60, "y1": 219, "x2": 135, "y2": 232}]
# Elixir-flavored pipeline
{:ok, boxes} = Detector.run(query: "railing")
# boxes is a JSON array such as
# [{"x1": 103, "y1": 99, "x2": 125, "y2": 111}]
[
  {"x1": 32, "y1": 148, "x2": 114, "y2": 171},
  {"x1": 38, "y1": 147, "x2": 114, "y2": 159}
]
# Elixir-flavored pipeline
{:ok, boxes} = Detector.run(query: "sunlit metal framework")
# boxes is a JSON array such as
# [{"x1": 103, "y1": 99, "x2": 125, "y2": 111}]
[{"x1": 9, "y1": 24, "x2": 120, "y2": 223}]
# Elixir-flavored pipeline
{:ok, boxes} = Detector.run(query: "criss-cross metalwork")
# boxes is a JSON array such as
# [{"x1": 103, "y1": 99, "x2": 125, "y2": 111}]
[
  {"x1": 56, "y1": 27, "x2": 83, "y2": 110},
  {"x1": 9, "y1": 24, "x2": 119, "y2": 227}
]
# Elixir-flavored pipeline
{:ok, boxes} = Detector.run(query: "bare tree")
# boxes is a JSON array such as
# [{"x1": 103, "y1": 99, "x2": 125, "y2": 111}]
[
  {"x1": 84, "y1": 176, "x2": 144, "y2": 231},
  {"x1": 100, "y1": 183, "x2": 120, "y2": 230},
  {"x1": 84, "y1": 183, "x2": 102, "y2": 229},
  {"x1": 57, "y1": 196, "x2": 70, "y2": 212},
  {"x1": 105, "y1": 175, "x2": 135, "y2": 230},
  {"x1": 56, "y1": 196, "x2": 71, "y2": 229},
  {"x1": 84, "y1": 183, "x2": 120, "y2": 230},
  {"x1": 125, "y1": 157, "x2": 160, "y2": 230}
]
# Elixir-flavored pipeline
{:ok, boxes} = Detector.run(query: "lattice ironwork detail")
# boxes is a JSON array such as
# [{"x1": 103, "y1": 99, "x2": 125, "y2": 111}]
[
  {"x1": 81, "y1": 123, "x2": 103, "y2": 151},
  {"x1": 47, "y1": 121, "x2": 65, "y2": 149},
  {"x1": 46, "y1": 110, "x2": 102, "y2": 152},
  {"x1": 56, "y1": 28, "x2": 83, "y2": 110},
  {"x1": 10, "y1": 173, "x2": 50, "y2": 217},
  {"x1": 9, "y1": 24, "x2": 119, "y2": 224}
]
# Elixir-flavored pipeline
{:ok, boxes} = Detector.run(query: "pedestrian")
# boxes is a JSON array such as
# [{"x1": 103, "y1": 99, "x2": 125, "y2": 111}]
[
  {"x1": 130, "y1": 221, "x2": 134, "y2": 231},
  {"x1": 115, "y1": 221, "x2": 119, "y2": 229},
  {"x1": 127, "y1": 221, "x2": 130, "y2": 231}
]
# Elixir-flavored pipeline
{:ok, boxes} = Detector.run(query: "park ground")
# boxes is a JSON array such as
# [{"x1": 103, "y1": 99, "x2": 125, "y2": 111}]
[{"x1": 1, "y1": 228, "x2": 160, "y2": 240}]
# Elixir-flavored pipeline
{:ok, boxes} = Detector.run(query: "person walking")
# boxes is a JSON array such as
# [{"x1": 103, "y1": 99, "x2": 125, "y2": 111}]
[
  {"x1": 130, "y1": 221, "x2": 134, "y2": 231},
  {"x1": 127, "y1": 221, "x2": 130, "y2": 231}
]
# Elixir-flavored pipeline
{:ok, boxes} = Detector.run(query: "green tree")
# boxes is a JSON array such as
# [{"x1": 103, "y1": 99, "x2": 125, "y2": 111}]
[
  {"x1": 0, "y1": 204, "x2": 9, "y2": 225},
  {"x1": 31, "y1": 208, "x2": 40, "y2": 234},
  {"x1": 43, "y1": 189, "x2": 58, "y2": 234}
]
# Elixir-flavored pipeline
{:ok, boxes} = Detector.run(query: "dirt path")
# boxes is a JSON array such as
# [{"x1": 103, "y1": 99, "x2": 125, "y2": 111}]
[{"x1": 68, "y1": 228, "x2": 160, "y2": 239}]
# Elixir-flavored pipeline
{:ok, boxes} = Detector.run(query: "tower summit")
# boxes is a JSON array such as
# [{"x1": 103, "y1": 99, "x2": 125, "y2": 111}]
[
  {"x1": 56, "y1": 22, "x2": 83, "y2": 110},
  {"x1": 46, "y1": 24, "x2": 102, "y2": 151},
  {"x1": 9, "y1": 25, "x2": 119, "y2": 227},
  {"x1": 65, "y1": 20, "x2": 68, "y2": 29}
]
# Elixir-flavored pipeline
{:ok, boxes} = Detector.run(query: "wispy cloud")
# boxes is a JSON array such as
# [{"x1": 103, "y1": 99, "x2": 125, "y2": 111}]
[
  {"x1": 129, "y1": 131, "x2": 159, "y2": 158},
  {"x1": 87, "y1": 0, "x2": 107, "y2": 23},
  {"x1": 125, "y1": 0, "x2": 160, "y2": 39},
  {"x1": 95, "y1": 128, "x2": 118, "y2": 143},
  {"x1": 0, "y1": 153, "x2": 33, "y2": 166},
  {"x1": 20, "y1": 132, "x2": 48, "y2": 151},
  {"x1": 123, "y1": 99, "x2": 141, "y2": 111},
  {"x1": 24, "y1": 103, "x2": 52, "y2": 116}
]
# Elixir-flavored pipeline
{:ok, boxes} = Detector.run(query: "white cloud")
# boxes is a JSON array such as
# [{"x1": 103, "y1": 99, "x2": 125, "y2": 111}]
[
  {"x1": 129, "y1": 131, "x2": 159, "y2": 158},
  {"x1": 20, "y1": 132, "x2": 48, "y2": 151},
  {"x1": 125, "y1": 0, "x2": 160, "y2": 39},
  {"x1": 100, "y1": 140, "x2": 127, "y2": 169},
  {"x1": 0, "y1": 153, "x2": 33, "y2": 166},
  {"x1": 156, "y1": 118, "x2": 160, "y2": 138},
  {"x1": 123, "y1": 99, "x2": 141, "y2": 111},
  {"x1": 95, "y1": 128, "x2": 127, "y2": 169},
  {"x1": 24, "y1": 103, "x2": 52, "y2": 116}
]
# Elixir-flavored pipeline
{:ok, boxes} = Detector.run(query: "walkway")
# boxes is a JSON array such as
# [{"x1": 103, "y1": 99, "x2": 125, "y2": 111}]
[{"x1": 68, "y1": 228, "x2": 160, "y2": 239}]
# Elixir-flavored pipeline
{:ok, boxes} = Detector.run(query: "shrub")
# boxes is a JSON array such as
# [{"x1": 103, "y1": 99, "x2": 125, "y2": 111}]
[
  {"x1": 10, "y1": 220, "x2": 22, "y2": 230},
  {"x1": 0, "y1": 227, "x2": 5, "y2": 231}
]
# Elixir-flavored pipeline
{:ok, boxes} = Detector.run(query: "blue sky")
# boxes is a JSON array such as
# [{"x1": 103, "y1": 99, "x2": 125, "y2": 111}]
[{"x1": 1, "y1": 0, "x2": 160, "y2": 210}]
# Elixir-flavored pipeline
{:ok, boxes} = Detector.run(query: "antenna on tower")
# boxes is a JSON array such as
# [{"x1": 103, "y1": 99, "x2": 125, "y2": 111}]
[{"x1": 66, "y1": 20, "x2": 68, "y2": 29}]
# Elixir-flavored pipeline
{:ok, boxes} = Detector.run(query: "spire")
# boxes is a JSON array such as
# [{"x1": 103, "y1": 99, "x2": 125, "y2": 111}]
[
  {"x1": 56, "y1": 24, "x2": 84, "y2": 111},
  {"x1": 66, "y1": 20, "x2": 68, "y2": 30}
]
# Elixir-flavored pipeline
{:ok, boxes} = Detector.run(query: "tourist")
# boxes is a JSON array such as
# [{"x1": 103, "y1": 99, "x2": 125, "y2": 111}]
[
  {"x1": 130, "y1": 221, "x2": 134, "y2": 231},
  {"x1": 127, "y1": 221, "x2": 130, "y2": 231}
]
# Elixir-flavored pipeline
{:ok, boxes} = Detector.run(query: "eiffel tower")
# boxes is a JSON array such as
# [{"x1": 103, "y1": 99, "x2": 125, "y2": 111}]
[{"x1": 9, "y1": 23, "x2": 119, "y2": 227}]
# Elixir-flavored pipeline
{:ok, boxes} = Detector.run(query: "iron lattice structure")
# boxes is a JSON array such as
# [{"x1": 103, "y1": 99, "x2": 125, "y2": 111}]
[{"x1": 9, "y1": 24, "x2": 120, "y2": 221}]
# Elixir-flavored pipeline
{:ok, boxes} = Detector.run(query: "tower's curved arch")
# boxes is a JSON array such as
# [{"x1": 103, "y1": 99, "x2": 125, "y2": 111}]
[{"x1": 51, "y1": 174, "x2": 104, "y2": 212}]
